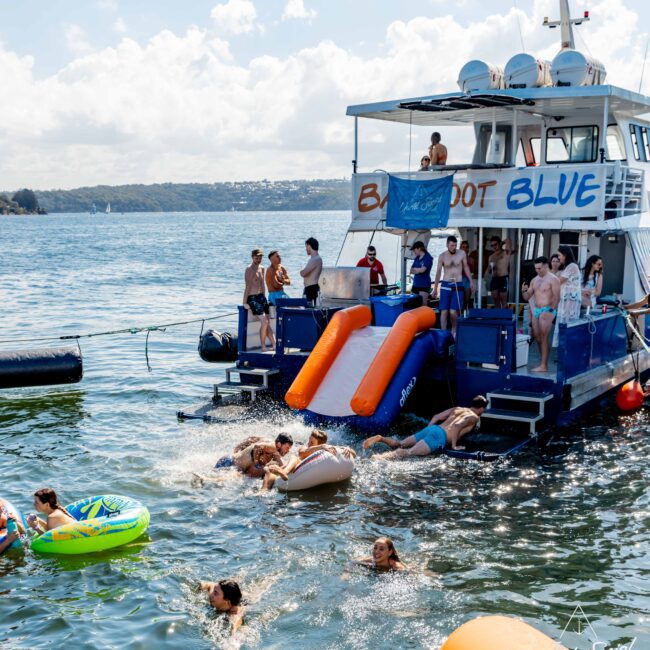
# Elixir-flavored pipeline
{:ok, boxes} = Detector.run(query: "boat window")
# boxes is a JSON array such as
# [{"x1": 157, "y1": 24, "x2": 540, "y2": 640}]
[
  {"x1": 641, "y1": 126, "x2": 650, "y2": 160},
  {"x1": 523, "y1": 232, "x2": 544, "y2": 260},
  {"x1": 629, "y1": 124, "x2": 642, "y2": 160},
  {"x1": 530, "y1": 137, "x2": 540, "y2": 164},
  {"x1": 516, "y1": 139, "x2": 527, "y2": 166},
  {"x1": 606, "y1": 125, "x2": 626, "y2": 161},
  {"x1": 546, "y1": 126, "x2": 599, "y2": 163}
]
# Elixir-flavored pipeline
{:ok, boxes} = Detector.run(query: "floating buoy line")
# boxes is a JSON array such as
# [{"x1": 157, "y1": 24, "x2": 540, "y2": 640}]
[{"x1": 0, "y1": 311, "x2": 239, "y2": 377}]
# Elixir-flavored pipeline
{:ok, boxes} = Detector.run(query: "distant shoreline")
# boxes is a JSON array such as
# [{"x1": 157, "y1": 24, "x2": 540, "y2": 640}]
[{"x1": 17, "y1": 178, "x2": 351, "y2": 214}]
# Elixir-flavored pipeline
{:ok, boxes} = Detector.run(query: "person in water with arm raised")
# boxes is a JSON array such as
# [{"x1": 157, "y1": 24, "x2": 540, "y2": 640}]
[
  {"x1": 362, "y1": 396, "x2": 488, "y2": 458},
  {"x1": 199, "y1": 579, "x2": 246, "y2": 634},
  {"x1": 26, "y1": 488, "x2": 76, "y2": 533}
]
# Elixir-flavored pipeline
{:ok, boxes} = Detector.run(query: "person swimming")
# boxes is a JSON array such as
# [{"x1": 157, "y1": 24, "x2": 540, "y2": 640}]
[
  {"x1": 26, "y1": 488, "x2": 76, "y2": 533},
  {"x1": 357, "y1": 537, "x2": 407, "y2": 571},
  {"x1": 199, "y1": 579, "x2": 246, "y2": 634}
]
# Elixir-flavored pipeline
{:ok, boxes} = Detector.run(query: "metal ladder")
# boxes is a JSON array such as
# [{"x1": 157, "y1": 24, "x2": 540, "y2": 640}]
[
  {"x1": 480, "y1": 389, "x2": 553, "y2": 436},
  {"x1": 213, "y1": 366, "x2": 279, "y2": 402}
]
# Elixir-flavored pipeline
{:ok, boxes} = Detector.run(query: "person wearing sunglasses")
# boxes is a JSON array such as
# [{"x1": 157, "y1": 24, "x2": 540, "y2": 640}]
[
  {"x1": 419, "y1": 155, "x2": 431, "y2": 171},
  {"x1": 356, "y1": 246, "x2": 387, "y2": 285}
]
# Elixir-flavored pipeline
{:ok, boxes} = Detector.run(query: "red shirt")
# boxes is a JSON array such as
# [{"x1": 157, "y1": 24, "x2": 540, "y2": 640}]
[{"x1": 357, "y1": 257, "x2": 385, "y2": 284}]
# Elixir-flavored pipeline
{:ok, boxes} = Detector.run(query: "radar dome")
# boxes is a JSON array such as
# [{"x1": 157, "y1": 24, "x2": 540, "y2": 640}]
[
  {"x1": 457, "y1": 60, "x2": 505, "y2": 93},
  {"x1": 551, "y1": 49, "x2": 606, "y2": 86},
  {"x1": 504, "y1": 53, "x2": 551, "y2": 88}
]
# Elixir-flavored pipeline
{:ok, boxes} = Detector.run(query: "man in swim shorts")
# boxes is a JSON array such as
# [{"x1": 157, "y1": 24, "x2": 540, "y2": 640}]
[
  {"x1": 432, "y1": 235, "x2": 473, "y2": 340},
  {"x1": 362, "y1": 396, "x2": 488, "y2": 458},
  {"x1": 265, "y1": 250, "x2": 291, "y2": 306},
  {"x1": 521, "y1": 256, "x2": 560, "y2": 373},
  {"x1": 488, "y1": 236, "x2": 513, "y2": 309},
  {"x1": 243, "y1": 248, "x2": 275, "y2": 351}
]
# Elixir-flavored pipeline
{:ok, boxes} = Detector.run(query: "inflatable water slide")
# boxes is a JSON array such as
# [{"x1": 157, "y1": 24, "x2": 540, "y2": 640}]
[{"x1": 285, "y1": 305, "x2": 440, "y2": 430}]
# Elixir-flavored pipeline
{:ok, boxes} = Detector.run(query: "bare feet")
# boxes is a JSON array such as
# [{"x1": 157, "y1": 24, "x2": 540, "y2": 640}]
[
  {"x1": 531, "y1": 366, "x2": 548, "y2": 373},
  {"x1": 362, "y1": 435, "x2": 382, "y2": 450}
]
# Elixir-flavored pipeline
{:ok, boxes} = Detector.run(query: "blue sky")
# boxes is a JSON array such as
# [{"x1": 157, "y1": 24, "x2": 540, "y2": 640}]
[{"x1": 0, "y1": 0, "x2": 648, "y2": 189}]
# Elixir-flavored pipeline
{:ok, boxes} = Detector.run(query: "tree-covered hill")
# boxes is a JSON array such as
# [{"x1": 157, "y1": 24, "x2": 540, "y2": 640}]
[{"x1": 30, "y1": 179, "x2": 351, "y2": 213}]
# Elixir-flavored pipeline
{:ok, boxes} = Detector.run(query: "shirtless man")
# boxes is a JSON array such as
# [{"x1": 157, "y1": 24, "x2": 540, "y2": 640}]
[
  {"x1": 265, "y1": 250, "x2": 291, "y2": 306},
  {"x1": 521, "y1": 256, "x2": 560, "y2": 373},
  {"x1": 362, "y1": 396, "x2": 488, "y2": 459},
  {"x1": 488, "y1": 236, "x2": 513, "y2": 309},
  {"x1": 428, "y1": 132, "x2": 448, "y2": 165},
  {"x1": 432, "y1": 235, "x2": 473, "y2": 339},
  {"x1": 243, "y1": 248, "x2": 275, "y2": 351}
]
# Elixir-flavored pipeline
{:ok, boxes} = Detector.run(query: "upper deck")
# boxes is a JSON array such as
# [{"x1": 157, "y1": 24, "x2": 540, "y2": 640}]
[{"x1": 347, "y1": 85, "x2": 650, "y2": 230}]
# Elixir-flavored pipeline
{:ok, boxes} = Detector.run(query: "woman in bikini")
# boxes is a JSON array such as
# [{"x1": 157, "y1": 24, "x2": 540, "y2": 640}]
[
  {"x1": 26, "y1": 488, "x2": 76, "y2": 533},
  {"x1": 356, "y1": 537, "x2": 407, "y2": 571}
]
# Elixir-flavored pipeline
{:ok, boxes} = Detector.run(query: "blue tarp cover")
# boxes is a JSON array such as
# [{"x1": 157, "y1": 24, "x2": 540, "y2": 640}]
[{"x1": 386, "y1": 174, "x2": 454, "y2": 229}]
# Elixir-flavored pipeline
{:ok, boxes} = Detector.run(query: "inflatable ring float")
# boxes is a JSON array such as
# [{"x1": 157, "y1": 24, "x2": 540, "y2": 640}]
[
  {"x1": 441, "y1": 615, "x2": 566, "y2": 650},
  {"x1": 0, "y1": 496, "x2": 27, "y2": 550},
  {"x1": 31, "y1": 494, "x2": 150, "y2": 555},
  {"x1": 276, "y1": 449, "x2": 354, "y2": 491}
]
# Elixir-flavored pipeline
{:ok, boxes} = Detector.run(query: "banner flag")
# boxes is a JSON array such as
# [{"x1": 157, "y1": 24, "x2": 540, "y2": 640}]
[{"x1": 386, "y1": 174, "x2": 454, "y2": 229}]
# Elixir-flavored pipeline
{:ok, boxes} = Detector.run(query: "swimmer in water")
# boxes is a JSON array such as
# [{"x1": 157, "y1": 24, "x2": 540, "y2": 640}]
[
  {"x1": 193, "y1": 434, "x2": 294, "y2": 485},
  {"x1": 262, "y1": 430, "x2": 356, "y2": 490},
  {"x1": 0, "y1": 508, "x2": 25, "y2": 553},
  {"x1": 357, "y1": 537, "x2": 407, "y2": 571},
  {"x1": 199, "y1": 579, "x2": 246, "y2": 634},
  {"x1": 26, "y1": 488, "x2": 76, "y2": 533}
]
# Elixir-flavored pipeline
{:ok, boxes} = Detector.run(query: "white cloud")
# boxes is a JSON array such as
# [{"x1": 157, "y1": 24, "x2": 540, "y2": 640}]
[
  {"x1": 64, "y1": 24, "x2": 93, "y2": 56},
  {"x1": 0, "y1": 0, "x2": 646, "y2": 189},
  {"x1": 113, "y1": 17, "x2": 128, "y2": 34},
  {"x1": 211, "y1": 0, "x2": 258, "y2": 35},
  {"x1": 282, "y1": 0, "x2": 317, "y2": 23},
  {"x1": 98, "y1": 0, "x2": 118, "y2": 11}
]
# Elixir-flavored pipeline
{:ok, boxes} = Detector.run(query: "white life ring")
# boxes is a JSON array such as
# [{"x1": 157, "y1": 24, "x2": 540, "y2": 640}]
[{"x1": 276, "y1": 449, "x2": 354, "y2": 492}]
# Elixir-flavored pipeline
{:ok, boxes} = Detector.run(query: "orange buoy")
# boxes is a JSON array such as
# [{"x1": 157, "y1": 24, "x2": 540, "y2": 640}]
[
  {"x1": 615, "y1": 379, "x2": 644, "y2": 412},
  {"x1": 441, "y1": 615, "x2": 565, "y2": 650}
]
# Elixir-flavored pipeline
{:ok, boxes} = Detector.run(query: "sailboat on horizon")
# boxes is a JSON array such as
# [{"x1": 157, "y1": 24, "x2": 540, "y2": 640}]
[{"x1": 105, "y1": 202, "x2": 111, "y2": 214}]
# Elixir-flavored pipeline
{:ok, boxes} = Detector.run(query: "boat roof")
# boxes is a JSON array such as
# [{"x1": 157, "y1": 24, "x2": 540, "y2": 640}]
[{"x1": 346, "y1": 85, "x2": 650, "y2": 127}]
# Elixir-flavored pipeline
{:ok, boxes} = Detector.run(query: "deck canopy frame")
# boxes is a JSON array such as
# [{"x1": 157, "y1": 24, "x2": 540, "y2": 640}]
[{"x1": 347, "y1": 85, "x2": 650, "y2": 128}]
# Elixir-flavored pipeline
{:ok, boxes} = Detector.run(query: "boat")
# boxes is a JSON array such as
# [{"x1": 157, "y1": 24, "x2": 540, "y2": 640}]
[
  {"x1": 105, "y1": 202, "x2": 111, "y2": 214},
  {"x1": 181, "y1": 1, "x2": 650, "y2": 460}
]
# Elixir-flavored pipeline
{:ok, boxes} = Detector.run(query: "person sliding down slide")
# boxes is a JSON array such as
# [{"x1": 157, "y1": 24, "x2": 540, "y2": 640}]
[{"x1": 363, "y1": 396, "x2": 487, "y2": 459}]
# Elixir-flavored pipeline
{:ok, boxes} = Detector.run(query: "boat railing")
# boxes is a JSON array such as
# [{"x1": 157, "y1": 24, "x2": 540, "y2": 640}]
[{"x1": 352, "y1": 162, "x2": 646, "y2": 227}]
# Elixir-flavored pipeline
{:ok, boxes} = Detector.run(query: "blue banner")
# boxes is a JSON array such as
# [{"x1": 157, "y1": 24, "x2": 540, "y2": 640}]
[{"x1": 386, "y1": 174, "x2": 454, "y2": 229}]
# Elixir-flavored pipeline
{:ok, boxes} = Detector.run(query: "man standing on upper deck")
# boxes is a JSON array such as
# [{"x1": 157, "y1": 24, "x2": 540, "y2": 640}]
[
  {"x1": 488, "y1": 235, "x2": 514, "y2": 310},
  {"x1": 356, "y1": 246, "x2": 387, "y2": 285},
  {"x1": 300, "y1": 237, "x2": 322, "y2": 306},
  {"x1": 428, "y1": 132, "x2": 447, "y2": 166},
  {"x1": 521, "y1": 256, "x2": 560, "y2": 373},
  {"x1": 433, "y1": 235, "x2": 473, "y2": 340}
]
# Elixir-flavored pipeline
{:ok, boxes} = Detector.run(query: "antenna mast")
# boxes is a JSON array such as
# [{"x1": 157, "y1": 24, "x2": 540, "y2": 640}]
[{"x1": 542, "y1": 0, "x2": 590, "y2": 51}]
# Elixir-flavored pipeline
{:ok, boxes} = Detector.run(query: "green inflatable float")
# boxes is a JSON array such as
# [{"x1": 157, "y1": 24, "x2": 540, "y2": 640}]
[{"x1": 31, "y1": 494, "x2": 149, "y2": 555}]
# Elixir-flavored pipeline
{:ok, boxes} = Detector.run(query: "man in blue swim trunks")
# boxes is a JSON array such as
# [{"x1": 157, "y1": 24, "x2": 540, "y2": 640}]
[
  {"x1": 521, "y1": 256, "x2": 560, "y2": 373},
  {"x1": 432, "y1": 235, "x2": 474, "y2": 340},
  {"x1": 362, "y1": 396, "x2": 488, "y2": 458}
]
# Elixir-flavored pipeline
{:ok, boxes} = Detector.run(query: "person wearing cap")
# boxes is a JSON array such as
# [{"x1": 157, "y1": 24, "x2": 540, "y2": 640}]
[
  {"x1": 265, "y1": 250, "x2": 291, "y2": 306},
  {"x1": 419, "y1": 155, "x2": 431, "y2": 171},
  {"x1": 409, "y1": 241, "x2": 434, "y2": 305},
  {"x1": 356, "y1": 246, "x2": 387, "y2": 285},
  {"x1": 243, "y1": 248, "x2": 275, "y2": 351}
]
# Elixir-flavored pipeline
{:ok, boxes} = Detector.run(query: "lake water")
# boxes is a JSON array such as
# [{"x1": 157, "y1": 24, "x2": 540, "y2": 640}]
[{"x1": 0, "y1": 211, "x2": 648, "y2": 649}]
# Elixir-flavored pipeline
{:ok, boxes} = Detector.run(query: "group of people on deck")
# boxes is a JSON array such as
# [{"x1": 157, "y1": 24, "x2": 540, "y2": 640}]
[{"x1": 242, "y1": 238, "x2": 322, "y2": 350}]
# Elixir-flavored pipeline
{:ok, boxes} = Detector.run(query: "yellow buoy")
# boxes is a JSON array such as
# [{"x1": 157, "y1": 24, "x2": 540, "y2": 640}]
[{"x1": 442, "y1": 615, "x2": 566, "y2": 650}]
